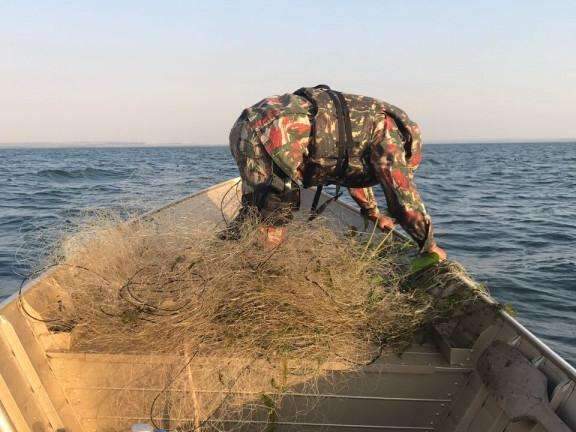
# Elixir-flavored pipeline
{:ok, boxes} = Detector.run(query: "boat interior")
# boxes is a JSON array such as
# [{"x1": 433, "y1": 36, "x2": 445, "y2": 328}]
[{"x1": 0, "y1": 178, "x2": 575, "y2": 432}]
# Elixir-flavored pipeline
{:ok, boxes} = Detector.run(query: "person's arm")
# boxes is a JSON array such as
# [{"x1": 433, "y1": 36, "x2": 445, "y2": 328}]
[
  {"x1": 348, "y1": 187, "x2": 396, "y2": 231},
  {"x1": 371, "y1": 116, "x2": 446, "y2": 259}
]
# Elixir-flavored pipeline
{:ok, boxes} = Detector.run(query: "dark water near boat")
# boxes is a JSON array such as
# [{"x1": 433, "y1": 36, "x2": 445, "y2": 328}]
[{"x1": 0, "y1": 143, "x2": 574, "y2": 364}]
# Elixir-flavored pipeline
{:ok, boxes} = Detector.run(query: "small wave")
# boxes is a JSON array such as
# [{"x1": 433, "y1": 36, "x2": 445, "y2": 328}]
[
  {"x1": 35, "y1": 167, "x2": 133, "y2": 181},
  {"x1": 424, "y1": 158, "x2": 442, "y2": 166}
]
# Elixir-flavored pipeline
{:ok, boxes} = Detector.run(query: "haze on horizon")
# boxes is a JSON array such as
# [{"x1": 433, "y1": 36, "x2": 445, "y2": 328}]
[{"x1": 2, "y1": 1, "x2": 575, "y2": 146}]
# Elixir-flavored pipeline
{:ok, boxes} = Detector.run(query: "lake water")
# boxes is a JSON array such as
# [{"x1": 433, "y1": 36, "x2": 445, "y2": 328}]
[{"x1": 0, "y1": 142, "x2": 574, "y2": 364}]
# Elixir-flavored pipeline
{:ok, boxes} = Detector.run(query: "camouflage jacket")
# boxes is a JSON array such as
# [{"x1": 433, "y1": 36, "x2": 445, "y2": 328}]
[{"x1": 240, "y1": 90, "x2": 434, "y2": 250}]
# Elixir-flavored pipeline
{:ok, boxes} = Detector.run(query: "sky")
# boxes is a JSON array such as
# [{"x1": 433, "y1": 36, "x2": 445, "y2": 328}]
[{"x1": 1, "y1": 0, "x2": 575, "y2": 146}]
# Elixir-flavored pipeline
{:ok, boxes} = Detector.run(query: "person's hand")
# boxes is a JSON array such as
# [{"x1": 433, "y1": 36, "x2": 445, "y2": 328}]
[
  {"x1": 362, "y1": 208, "x2": 396, "y2": 232},
  {"x1": 376, "y1": 215, "x2": 396, "y2": 231},
  {"x1": 426, "y1": 244, "x2": 447, "y2": 261},
  {"x1": 411, "y1": 244, "x2": 447, "y2": 272}
]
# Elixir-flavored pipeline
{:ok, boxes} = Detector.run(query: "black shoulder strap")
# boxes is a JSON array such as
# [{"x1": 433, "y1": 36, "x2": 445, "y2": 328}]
[
  {"x1": 384, "y1": 110, "x2": 413, "y2": 158},
  {"x1": 293, "y1": 85, "x2": 352, "y2": 180},
  {"x1": 325, "y1": 90, "x2": 352, "y2": 178},
  {"x1": 294, "y1": 85, "x2": 351, "y2": 218},
  {"x1": 293, "y1": 84, "x2": 331, "y2": 115}
]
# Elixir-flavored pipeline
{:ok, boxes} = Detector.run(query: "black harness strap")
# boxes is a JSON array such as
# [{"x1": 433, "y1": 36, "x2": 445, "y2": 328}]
[
  {"x1": 294, "y1": 84, "x2": 352, "y2": 180},
  {"x1": 334, "y1": 90, "x2": 354, "y2": 169},
  {"x1": 308, "y1": 185, "x2": 344, "y2": 221},
  {"x1": 385, "y1": 111, "x2": 412, "y2": 158},
  {"x1": 309, "y1": 185, "x2": 323, "y2": 220},
  {"x1": 294, "y1": 85, "x2": 353, "y2": 219},
  {"x1": 326, "y1": 90, "x2": 348, "y2": 178}
]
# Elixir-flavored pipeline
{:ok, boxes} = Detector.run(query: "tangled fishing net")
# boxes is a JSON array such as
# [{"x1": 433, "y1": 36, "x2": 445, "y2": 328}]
[{"x1": 35, "y1": 211, "x2": 484, "y2": 431}]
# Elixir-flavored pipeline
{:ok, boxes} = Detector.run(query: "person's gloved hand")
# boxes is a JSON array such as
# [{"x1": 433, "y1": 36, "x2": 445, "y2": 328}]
[
  {"x1": 426, "y1": 244, "x2": 447, "y2": 262},
  {"x1": 411, "y1": 243, "x2": 447, "y2": 272}
]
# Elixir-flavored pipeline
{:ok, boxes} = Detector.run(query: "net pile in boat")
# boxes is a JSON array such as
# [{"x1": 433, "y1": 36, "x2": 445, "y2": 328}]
[{"x1": 38, "y1": 212, "x2": 482, "y2": 431}]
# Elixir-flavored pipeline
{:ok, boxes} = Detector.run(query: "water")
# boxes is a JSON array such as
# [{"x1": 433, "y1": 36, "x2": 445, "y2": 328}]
[{"x1": 0, "y1": 143, "x2": 574, "y2": 364}]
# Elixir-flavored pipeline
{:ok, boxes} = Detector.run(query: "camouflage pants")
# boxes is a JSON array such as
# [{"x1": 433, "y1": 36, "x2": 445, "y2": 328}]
[{"x1": 229, "y1": 117, "x2": 299, "y2": 225}]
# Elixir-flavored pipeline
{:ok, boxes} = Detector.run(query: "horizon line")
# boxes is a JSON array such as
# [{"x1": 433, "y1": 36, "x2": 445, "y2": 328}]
[{"x1": 0, "y1": 138, "x2": 575, "y2": 149}]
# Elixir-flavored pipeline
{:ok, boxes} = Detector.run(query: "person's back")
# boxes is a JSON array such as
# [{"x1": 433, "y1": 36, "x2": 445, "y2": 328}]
[{"x1": 227, "y1": 85, "x2": 446, "y2": 261}]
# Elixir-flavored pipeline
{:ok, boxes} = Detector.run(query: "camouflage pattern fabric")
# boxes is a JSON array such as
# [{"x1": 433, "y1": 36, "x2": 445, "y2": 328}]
[
  {"x1": 229, "y1": 115, "x2": 274, "y2": 191},
  {"x1": 240, "y1": 94, "x2": 311, "y2": 181},
  {"x1": 348, "y1": 187, "x2": 378, "y2": 215},
  {"x1": 229, "y1": 116, "x2": 298, "y2": 226},
  {"x1": 372, "y1": 115, "x2": 433, "y2": 251},
  {"x1": 229, "y1": 90, "x2": 434, "y2": 250}
]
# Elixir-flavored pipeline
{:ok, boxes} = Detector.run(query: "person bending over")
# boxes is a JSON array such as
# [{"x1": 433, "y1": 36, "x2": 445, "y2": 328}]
[{"x1": 226, "y1": 85, "x2": 446, "y2": 260}]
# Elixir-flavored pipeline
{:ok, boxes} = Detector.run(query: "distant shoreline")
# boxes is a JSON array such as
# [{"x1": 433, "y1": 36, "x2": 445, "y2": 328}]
[
  {"x1": 0, "y1": 138, "x2": 576, "y2": 150},
  {"x1": 0, "y1": 139, "x2": 574, "y2": 150}
]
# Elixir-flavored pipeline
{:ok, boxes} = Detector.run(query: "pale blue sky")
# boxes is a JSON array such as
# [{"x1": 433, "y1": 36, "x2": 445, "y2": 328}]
[{"x1": 1, "y1": 0, "x2": 575, "y2": 145}]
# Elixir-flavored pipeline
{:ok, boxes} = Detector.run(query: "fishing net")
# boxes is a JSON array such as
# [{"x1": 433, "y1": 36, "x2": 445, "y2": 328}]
[{"x1": 34, "y1": 211, "x2": 484, "y2": 431}]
